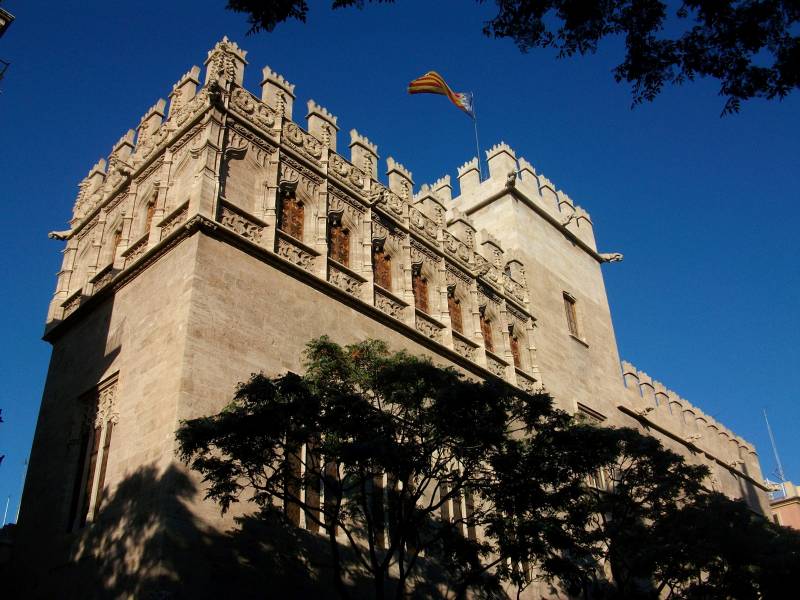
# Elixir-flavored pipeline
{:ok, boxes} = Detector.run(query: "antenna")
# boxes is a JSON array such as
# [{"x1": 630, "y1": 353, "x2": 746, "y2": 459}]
[{"x1": 763, "y1": 409, "x2": 786, "y2": 482}]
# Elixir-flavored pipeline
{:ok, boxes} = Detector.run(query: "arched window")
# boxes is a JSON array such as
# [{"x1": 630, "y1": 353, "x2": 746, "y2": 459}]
[
  {"x1": 328, "y1": 222, "x2": 350, "y2": 267},
  {"x1": 373, "y1": 246, "x2": 392, "y2": 291},
  {"x1": 448, "y1": 288, "x2": 463, "y2": 334},
  {"x1": 509, "y1": 325, "x2": 522, "y2": 368},
  {"x1": 280, "y1": 193, "x2": 305, "y2": 240},
  {"x1": 412, "y1": 266, "x2": 429, "y2": 313},
  {"x1": 480, "y1": 308, "x2": 494, "y2": 352}
]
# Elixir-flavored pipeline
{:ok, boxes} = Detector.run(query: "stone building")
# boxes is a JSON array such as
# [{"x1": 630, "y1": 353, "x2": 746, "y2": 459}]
[{"x1": 13, "y1": 38, "x2": 770, "y2": 597}]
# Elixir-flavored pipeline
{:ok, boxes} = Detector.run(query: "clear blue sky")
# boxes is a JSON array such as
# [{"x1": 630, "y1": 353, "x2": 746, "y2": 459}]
[{"x1": 1, "y1": 1, "x2": 798, "y2": 521}]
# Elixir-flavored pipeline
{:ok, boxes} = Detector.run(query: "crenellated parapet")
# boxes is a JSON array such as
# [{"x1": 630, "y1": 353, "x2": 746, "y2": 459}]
[
  {"x1": 47, "y1": 37, "x2": 542, "y2": 394},
  {"x1": 620, "y1": 360, "x2": 763, "y2": 486},
  {"x1": 449, "y1": 143, "x2": 600, "y2": 254}
]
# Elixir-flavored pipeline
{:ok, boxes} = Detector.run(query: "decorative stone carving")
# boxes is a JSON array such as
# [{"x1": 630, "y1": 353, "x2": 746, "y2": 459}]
[
  {"x1": 123, "y1": 236, "x2": 149, "y2": 268},
  {"x1": 329, "y1": 264, "x2": 363, "y2": 296},
  {"x1": 415, "y1": 313, "x2": 443, "y2": 342},
  {"x1": 503, "y1": 274, "x2": 526, "y2": 304},
  {"x1": 486, "y1": 354, "x2": 507, "y2": 378},
  {"x1": 329, "y1": 152, "x2": 366, "y2": 194},
  {"x1": 94, "y1": 379, "x2": 120, "y2": 427},
  {"x1": 280, "y1": 156, "x2": 321, "y2": 198},
  {"x1": 62, "y1": 292, "x2": 83, "y2": 318},
  {"x1": 229, "y1": 122, "x2": 278, "y2": 157},
  {"x1": 453, "y1": 336, "x2": 477, "y2": 360},
  {"x1": 505, "y1": 303, "x2": 529, "y2": 325},
  {"x1": 231, "y1": 87, "x2": 277, "y2": 132},
  {"x1": 328, "y1": 187, "x2": 364, "y2": 220},
  {"x1": 91, "y1": 266, "x2": 116, "y2": 291},
  {"x1": 277, "y1": 237, "x2": 315, "y2": 271},
  {"x1": 516, "y1": 371, "x2": 538, "y2": 394},
  {"x1": 160, "y1": 205, "x2": 189, "y2": 240},
  {"x1": 442, "y1": 230, "x2": 472, "y2": 265},
  {"x1": 171, "y1": 86, "x2": 215, "y2": 129},
  {"x1": 445, "y1": 263, "x2": 472, "y2": 286},
  {"x1": 409, "y1": 206, "x2": 438, "y2": 243},
  {"x1": 375, "y1": 290, "x2": 404, "y2": 319},
  {"x1": 220, "y1": 206, "x2": 264, "y2": 243},
  {"x1": 282, "y1": 121, "x2": 323, "y2": 162}
]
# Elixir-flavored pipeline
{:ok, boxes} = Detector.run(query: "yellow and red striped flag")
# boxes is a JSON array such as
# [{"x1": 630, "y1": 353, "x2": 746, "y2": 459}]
[{"x1": 408, "y1": 71, "x2": 474, "y2": 118}]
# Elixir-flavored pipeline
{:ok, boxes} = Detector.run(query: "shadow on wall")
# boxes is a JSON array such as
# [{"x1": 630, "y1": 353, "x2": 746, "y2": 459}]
[{"x1": 6, "y1": 464, "x2": 470, "y2": 599}]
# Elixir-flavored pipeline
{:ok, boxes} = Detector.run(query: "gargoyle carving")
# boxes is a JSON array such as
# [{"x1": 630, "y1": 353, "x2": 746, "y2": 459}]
[
  {"x1": 48, "y1": 229, "x2": 72, "y2": 240},
  {"x1": 599, "y1": 252, "x2": 624, "y2": 263}
]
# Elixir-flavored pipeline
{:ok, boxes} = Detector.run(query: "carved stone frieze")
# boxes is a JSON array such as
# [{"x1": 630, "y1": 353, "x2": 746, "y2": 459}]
[
  {"x1": 328, "y1": 187, "x2": 365, "y2": 220},
  {"x1": 410, "y1": 240, "x2": 439, "y2": 267},
  {"x1": 453, "y1": 336, "x2": 477, "y2": 360},
  {"x1": 280, "y1": 156, "x2": 321, "y2": 199},
  {"x1": 409, "y1": 206, "x2": 438, "y2": 244},
  {"x1": 328, "y1": 265, "x2": 363, "y2": 296},
  {"x1": 415, "y1": 313, "x2": 443, "y2": 342},
  {"x1": 220, "y1": 206, "x2": 264, "y2": 243},
  {"x1": 370, "y1": 183, "x2": 405, "y2": 218},
  {"x1": 486, "y1": 354, "x2": 507, "y2": 378},
  {"x1": 277, "y1": 237, "x2": 315, "y2": 272},
  {"x1": 229, "y1": 122, "x2": 277, "y2": 157},
  {"x1": 160, "y1": 206, "x2": 189, "y2": 240},
  {"x1": 171, "y1": 86, "x2": 215, "y2": 129},
  {"x1": 445, "y1": 263, "x2": 472, "y2": 286},
  {"x1": 62, "y1": 292, "x2": 83, "y2": 318},
  {"x1": 375, "y1": 290, "x2": 404, "y2": 319},
  {"x1": 282, "y1": 121, "x2": 323, "y2": 162},
  {"x1": 515, "y1": 371, "x2": 538, "y2": 394},
  {"x1": 505, "y1": 302, "x2": 529, "y2": 325},
  {"x1": 91, "y1": 266, "x2": 116, "y2": 291},
  {"x1": 124, "y1": 236, "x2": 149, "y2": 268},
  {"x1": 503, "y1": 274, "x2": 526, "y2": 304},
  {"x1": 329, "y1": 152, "x2": 366, "y2": 195},
  {"x1": 230, "y1": 87, "x2": 278, "y2": 132},
  {"x1": 442, "y1": 230, "x2": 472, "y2": 265}
]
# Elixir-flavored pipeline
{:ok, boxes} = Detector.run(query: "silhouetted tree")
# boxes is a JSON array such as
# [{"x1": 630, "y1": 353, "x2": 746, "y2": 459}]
[
  {"x1": 224, "y1": 0, "x2": 800, "y2": 113},
  {"x1": 177, "y1": 337, "x2": 604, "y2": 598},
  {"x1": 177, "y1": 337, "x2": 798, "y2": 598}
]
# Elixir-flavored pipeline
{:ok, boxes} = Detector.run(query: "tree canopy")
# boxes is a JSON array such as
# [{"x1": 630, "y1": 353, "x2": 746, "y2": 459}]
[
  {"x1": 225, "y1": 0, "x2": 800, "y2": 113},
  {"x1": 177, "y1": 337, "x2": 799, "y2": 598}
]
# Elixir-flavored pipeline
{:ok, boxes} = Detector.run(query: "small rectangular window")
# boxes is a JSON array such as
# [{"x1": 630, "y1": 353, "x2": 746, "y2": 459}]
[
  {"x1": 448, "y1": 294, "x2": 463, "y2": 334},
  {"x1": 372, "y1": 248, "x2": 392, "y2": 291},
  {"x1": 563, "y1": 292, "x2": 580, "y2": 337},
  {"x1": 412, "y1": 269, "x2": 429, "y2": 313}
]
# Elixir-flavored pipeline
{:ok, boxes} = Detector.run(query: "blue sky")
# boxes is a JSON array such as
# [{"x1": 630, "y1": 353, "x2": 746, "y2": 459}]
[{"x1": 0, "y1": 1, "x2": 798, "y2": 520}]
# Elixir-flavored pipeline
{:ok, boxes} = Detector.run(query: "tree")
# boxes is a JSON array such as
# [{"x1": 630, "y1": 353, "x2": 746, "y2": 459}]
[
  {"x1": 224, "y1": 0, "x2": 799, "y2": 113},
  {"x1": 177, "y1": 337, "x2": 798, "y2": 598},
  {"x1": 177, "y1": 337, "x2": 608, "y2": 598}
]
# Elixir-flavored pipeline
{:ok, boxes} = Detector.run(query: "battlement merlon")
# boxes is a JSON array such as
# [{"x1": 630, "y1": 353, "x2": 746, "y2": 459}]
[
  {"x1": 620, "y1": 360, "x2": 766, "y2": 486},
  {"x1": 349, "y1": 130, "x2": 378, "y2": 178},
  {"x1": 306, "y1": 100, "x2": 339, "y2": 151},
  {"x1": 431, "y1": 175, "x2": 452, "y2": 202},
  {"x1": 137, "y1": 99, "x2": 167, "y2": 145},
  {"x1": 261, "y1": 66, "x2": 296, "y2": 119},
  {"x1": 386, "y1": 157, "x2": 413, "y2": 199},
  {"x1": 169, "y1": 66, "x2": 201, "y2": 118},
  {"x1": 204, "y1": 36, "x2": 247, "y2": 88}
]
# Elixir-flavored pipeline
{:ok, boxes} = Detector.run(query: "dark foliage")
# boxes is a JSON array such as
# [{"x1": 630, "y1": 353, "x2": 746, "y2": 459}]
[
  {"x1": 224, "y1": 0, "x2": 799, "y2": 113},
  {"x1": 177, "y1": 337, "x2": 798, "y2": 598}
]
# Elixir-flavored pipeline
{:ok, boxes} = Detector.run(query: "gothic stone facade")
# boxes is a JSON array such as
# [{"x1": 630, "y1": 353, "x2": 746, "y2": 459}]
[{"x1": 14, "y1": 38, "x2": 770, "y2": 598}]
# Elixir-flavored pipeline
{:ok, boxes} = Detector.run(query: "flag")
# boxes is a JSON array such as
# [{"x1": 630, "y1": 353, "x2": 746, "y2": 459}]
[{"x1": 408, "y1": 71, "x2": 474, "y2": 118}]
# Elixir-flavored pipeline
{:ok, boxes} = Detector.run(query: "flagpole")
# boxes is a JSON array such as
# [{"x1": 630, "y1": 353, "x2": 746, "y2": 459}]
[{"x1": 471, "y1": 92, "x2": 483, "y2": 181}]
